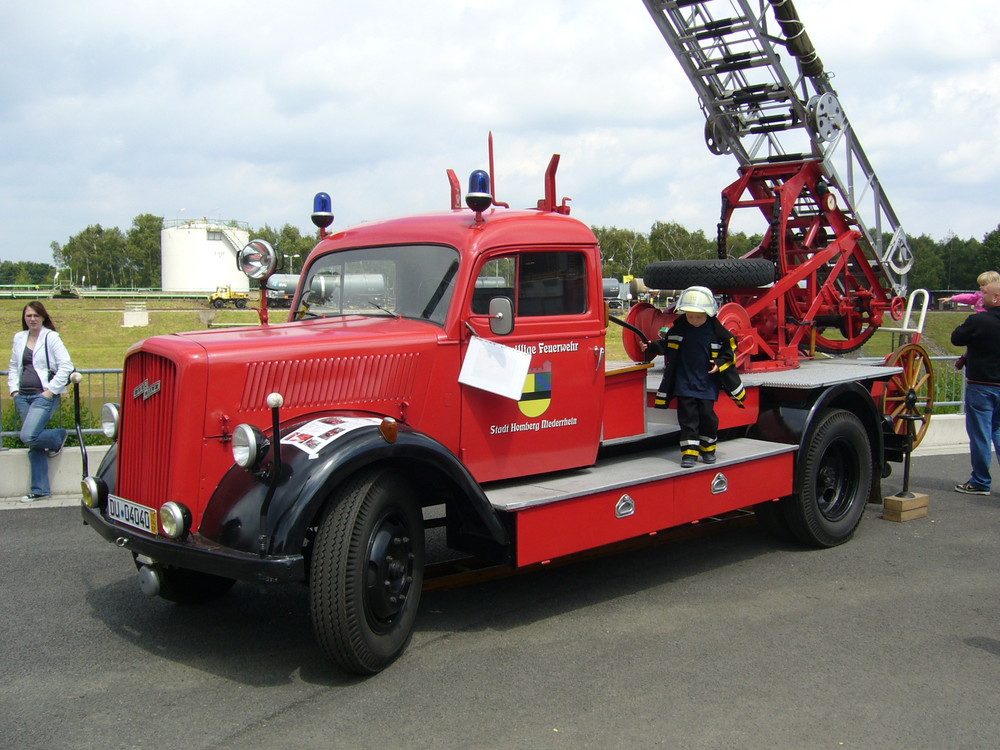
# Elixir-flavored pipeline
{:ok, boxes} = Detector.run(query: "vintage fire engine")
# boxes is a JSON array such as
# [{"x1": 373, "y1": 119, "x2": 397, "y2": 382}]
[{"x1": 80, "y1": 0, "x2": 933, "y2": 674}]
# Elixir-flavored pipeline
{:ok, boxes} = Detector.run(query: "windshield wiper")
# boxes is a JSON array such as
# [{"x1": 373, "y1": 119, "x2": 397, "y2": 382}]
[{"x1": 368, "y1": 300, "x2": 397, "y2": 316}]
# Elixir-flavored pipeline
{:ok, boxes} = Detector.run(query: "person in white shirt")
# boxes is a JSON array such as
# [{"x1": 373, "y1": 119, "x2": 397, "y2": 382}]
[{"x1": 7, "y1": 301, "x2": 74, "y2": 502}]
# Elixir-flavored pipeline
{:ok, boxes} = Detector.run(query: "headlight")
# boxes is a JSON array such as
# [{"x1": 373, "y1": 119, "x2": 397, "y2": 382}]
[
  {"x1": 160, "y1": 502, "x2": 191, "y2": 539},
  {"x1": 233, "y1": 424, "x2": 268, "y2": 469},
  {"x1": 101, "y1": 403, "x2": 120, "y2": 440},
  {"x1": 238, "y1": 239, "x2": 278, "y2": 280},
  {"x1": 81, "y1": 476, "x2": 107, "y2": 509}
]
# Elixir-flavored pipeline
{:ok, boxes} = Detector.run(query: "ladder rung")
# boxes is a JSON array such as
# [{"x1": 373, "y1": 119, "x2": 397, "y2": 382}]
[
  {"x1": 729, "y1": 85, "x2": 790, "y2": 105},
  {"x1": 747, "y1": 123, "x2": 799, "y2": 134},
  {"x1": 688, "y1": 18, "x2": 752, "y2": 41},
  {"x1": 752, "y1": 113, "x2": 798, "y2": 125},
  {"x1": 713, "y1": 55, "x2": 770, "y2": 73}
]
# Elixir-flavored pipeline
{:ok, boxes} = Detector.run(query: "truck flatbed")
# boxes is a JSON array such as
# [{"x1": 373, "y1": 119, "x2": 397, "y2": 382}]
[{"x1": 643, "y1": 358, "x2": 903, "y2": 391}]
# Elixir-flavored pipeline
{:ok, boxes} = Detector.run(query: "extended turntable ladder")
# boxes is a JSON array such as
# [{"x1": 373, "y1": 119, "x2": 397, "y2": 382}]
[{"x1": 640, "y1": 0, "x2": 913, "y2": 294}]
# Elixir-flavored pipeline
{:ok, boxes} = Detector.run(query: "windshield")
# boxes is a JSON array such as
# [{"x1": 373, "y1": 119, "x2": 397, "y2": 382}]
[{"x1": 295, "y1": 244, "x2": 460, "y2": 325}]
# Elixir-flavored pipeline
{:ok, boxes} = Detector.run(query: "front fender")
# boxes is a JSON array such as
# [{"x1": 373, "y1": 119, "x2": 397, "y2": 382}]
[{"x1": 199, "y1": 420, "x2": 508, "y2": 557}]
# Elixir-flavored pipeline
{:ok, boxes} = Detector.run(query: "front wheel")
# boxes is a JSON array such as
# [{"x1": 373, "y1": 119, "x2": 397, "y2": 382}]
[
  {"x1": 786, "y1": 408, "x2": 872, "y2": 547},
  {"x1": 310, "y1": 468, "x2": 425, "y2": 674}
]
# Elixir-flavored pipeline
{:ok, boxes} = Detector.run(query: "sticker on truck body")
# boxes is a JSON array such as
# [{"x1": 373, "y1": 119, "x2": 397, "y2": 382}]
[{"x1": 280, "y1": 416, "x2": 382, "y2": 459}]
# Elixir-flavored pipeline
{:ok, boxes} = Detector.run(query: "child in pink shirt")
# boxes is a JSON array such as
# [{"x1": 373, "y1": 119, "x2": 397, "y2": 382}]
[
  {"x1": 942, "y1": 270, "x2": 1000, "y2": 369},
  {"x1": 941, "y1": 270, "x2": 1000, "y2": 312}
]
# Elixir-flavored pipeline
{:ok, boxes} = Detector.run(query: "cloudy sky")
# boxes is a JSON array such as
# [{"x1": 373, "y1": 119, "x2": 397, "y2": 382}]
[{"x1": 2, "y1": 0, "x2": 998, "y2": 268}]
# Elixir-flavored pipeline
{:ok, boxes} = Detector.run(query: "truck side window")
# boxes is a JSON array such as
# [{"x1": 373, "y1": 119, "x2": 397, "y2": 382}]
[
  {"x1": 472, "y1": 251, "x2": 587, "y2": 316},
  {"x1": 517, "y1": 251, "x2": 587, "y2": 316},
  {"x1": 472, "y1": 257, "x2": 516, "y2": 314}
]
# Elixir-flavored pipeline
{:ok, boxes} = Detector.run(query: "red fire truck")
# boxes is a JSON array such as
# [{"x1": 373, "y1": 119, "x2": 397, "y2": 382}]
[{"x1": 79, "y1": 0, "x2": 933, "y2": 674}]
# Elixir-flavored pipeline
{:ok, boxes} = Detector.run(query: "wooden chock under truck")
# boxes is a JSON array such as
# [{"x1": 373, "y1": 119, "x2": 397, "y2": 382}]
[{"x1": 78, "y1": 0, "x2": 935, "y2": 675}]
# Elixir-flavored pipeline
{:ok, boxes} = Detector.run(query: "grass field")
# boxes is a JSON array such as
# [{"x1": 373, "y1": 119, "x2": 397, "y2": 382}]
[
  {"x1": 0, "y1": 298, "x2": 261, "y2": 370},
  {"x1": 1, "y1": 296, "x2": 966, "y2": 446},
  {"x1": 0, "y1": 297, "x2": 968, "y2": 370}
]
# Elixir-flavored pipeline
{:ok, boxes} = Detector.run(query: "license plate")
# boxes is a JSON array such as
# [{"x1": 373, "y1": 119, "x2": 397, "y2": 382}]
[{"x1": 107, "y1": 495, "x2": 157, "y2": 535}]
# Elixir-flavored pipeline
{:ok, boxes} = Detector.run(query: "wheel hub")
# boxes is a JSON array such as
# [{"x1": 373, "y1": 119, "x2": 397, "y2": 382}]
[{"x1": 365, "y1": 515, "x2": 415, "y2": 628}]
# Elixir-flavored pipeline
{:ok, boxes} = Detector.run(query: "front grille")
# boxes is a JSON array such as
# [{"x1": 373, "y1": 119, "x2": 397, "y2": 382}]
[{"x1": 118, "y1": 352, "x2": 177, "y2": 507}]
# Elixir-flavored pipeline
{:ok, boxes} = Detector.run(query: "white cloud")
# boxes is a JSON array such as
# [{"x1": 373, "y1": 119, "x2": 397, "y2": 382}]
[{"x1": 1, "y1": 0, "x2": 998, "y2": 265}]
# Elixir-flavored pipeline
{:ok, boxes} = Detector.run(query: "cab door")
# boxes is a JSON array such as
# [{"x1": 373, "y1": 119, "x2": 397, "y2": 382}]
[{"x1": 459, "y1": 248, "x2": 606, "y2": 483}]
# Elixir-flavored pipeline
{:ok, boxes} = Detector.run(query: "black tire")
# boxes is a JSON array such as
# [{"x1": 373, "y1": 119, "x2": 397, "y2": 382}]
[
  {"x1": 642, "y1": 258, "x2": 774, "y2": 291},
  {"x1": 212, "y1": 298, "x2": 225, "y2": 309},
  {"x1": 310, "y1": 468, "x2": 425, "y2": 674},
  {"x1": 786, "y1": 409, "x2": 872, "y2": 548},
  {"x1": 235, "y1": 298, "x2": 248, "y2": 309},
  {"x1": 132, "y1": 554, "x2": 236, "y2": 604}
]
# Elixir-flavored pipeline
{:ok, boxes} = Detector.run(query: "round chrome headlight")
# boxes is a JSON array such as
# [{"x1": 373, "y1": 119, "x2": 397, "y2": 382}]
[
  {"x1": 81, "y1": 476, "x2": 107, "y2": 509},
  {"x1": 233, "y1": 424, "x2": 268, "y2": 469},
  {"x1": 101, "y1": 403, "x2": 120, "y2": 440},
  {"x1": 238, "y1": 239, "x2": 278, "y2": 280},
  {"x1": 160, "y1": 502, "x2": 191, "y2": 539}
]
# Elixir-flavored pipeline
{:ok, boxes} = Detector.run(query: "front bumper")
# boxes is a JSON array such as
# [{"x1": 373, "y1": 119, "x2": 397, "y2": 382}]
[{"x1": 80, "y1": 503, "x2": 305, "y2": 584}]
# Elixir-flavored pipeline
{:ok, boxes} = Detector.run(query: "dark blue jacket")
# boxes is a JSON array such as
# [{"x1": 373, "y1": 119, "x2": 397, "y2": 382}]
[
  {"x1": 646, "y1": 316, "x2": 746, "y2": 409},
  {"x1": 952, "y1": 307, "x2": 1000, "y2": 385}
]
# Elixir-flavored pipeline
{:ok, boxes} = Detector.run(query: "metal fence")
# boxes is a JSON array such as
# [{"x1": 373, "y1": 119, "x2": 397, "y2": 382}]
[
  {"x1": 0, "y1": 356, "x2": 968, "y2": 443},
  {"x1": 859, "y1": 355, "x2": 966, "y2": 413},
  {"x1": 1, "y1": 369, "x2": 122, "y2": 441}
]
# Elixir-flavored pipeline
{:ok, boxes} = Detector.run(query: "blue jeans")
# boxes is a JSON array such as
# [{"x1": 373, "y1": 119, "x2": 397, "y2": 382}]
[
  {"x1": 963, "y1": 383, "x2": 1000, "y2": 490},
  {"x1": 14, "y1": 393, "x2": 66, "y2": 496}
]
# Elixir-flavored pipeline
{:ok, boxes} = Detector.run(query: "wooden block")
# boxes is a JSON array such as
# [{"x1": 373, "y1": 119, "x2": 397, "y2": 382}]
[
  {"x1": 882, "y1": 492, "x2": 929, "y2": 522},
  {"x1": 883, "y1": 493, "x2": 929, "y2": 513}
]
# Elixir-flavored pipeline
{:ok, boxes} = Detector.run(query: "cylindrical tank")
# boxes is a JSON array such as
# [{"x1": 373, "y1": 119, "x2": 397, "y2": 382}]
[{"x1": 160, "y1": 219, "x2": 251, "y2": 292}]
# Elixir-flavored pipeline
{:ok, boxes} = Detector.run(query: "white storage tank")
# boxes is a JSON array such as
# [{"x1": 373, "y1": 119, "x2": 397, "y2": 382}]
[{"x1": 160, "y1": 219, "x2": 251, "y2": 292}]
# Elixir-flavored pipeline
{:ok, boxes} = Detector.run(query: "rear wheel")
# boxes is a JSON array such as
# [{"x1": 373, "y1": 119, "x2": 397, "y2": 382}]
[
  {"x1": 310, "y1": 468, "x2": 425, "y2": 674},
  {"x1": 786, "y1": 409, "x2": 872, "y2": 547}
]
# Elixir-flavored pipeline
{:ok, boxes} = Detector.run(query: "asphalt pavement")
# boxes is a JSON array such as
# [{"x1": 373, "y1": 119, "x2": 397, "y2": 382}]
[{"x1": 1, "y1": 450, "x2": 997, "y2": 750}]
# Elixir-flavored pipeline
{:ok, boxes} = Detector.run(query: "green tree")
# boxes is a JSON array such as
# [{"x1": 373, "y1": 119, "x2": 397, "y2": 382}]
[
  {"x1": 725, "y1": 230, "x2": 764, "y2": 257},
  {"x1": 249, "y1": 223, "x2": 318, "y2": 273},
  {"x1": 590, "y1": 226, "x2": 651, "y2": 279},
  {"x1": 907, "y1": 233, "x2": 945, "y2": 291},
  {"x1": 978, "y1": 224, "x2": 1000, "y2": 281},
  {"x1": 648, "y1": 221, "x2": 713, "y2": 261},
  {"x1": 0, "y1": 260, "x2": 54, "y2": 285},
  {"x1": 56, "y1": 224, "x2": 127, "y2": 287},
  {"x1": 125, "y1": 213, "x2": 164, "y2": 288}
]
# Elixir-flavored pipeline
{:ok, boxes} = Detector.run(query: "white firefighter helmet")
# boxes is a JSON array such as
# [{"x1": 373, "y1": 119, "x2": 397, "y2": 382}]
[{"x1": 674, "y1": 286, "x2": 717, "y2": 317}]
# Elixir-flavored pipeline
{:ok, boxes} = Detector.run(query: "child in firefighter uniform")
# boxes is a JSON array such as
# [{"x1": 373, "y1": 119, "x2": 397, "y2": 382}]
[{"x1": 641, "y1": 286, "x2": 746, "y2": 468}]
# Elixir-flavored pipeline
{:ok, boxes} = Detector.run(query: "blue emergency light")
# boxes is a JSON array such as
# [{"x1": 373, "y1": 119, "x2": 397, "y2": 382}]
[
  {"x1": 465, "y1": 170, "x2": 492, "y2": 213},
  {"x1": 311, "y1": 192, "x2": 334, "y2": 230}
]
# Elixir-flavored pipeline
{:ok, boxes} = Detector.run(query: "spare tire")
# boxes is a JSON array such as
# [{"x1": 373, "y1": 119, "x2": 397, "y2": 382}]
[{"x1": 643, "y1": 258, "x2": 775, "y2": 291}]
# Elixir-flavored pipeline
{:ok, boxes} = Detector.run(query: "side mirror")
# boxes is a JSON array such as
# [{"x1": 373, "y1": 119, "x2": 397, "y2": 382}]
[{"x1": 488, "y1": 297, "x2": 514, "y2": 336}]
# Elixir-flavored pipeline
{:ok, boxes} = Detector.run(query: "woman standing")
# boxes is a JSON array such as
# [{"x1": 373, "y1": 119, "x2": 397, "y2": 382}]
[{"x1": 8, "y1": 301, "x2": 74, "y2": 502}]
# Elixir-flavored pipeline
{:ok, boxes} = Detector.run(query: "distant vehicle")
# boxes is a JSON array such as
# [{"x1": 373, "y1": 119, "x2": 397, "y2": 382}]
[
  {"x1": 265, "y1": 274, "x2": 300, "y2": 308},
  {"x1": 208, "y1": 286, "x2": 250, "y2": 309}
]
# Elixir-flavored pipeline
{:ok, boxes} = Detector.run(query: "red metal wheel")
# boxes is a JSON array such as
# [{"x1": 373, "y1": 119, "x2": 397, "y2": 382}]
[{"x1": 623, "y1": 302, "x2": 675, "y2": 362}]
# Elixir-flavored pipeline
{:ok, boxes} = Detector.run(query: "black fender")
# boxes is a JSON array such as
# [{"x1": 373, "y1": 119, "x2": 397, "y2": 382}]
[
  {"x1": 751, "y1": 380, "x2": 885, "y2": 500},
  {"x1": 95, "y1": 441, "x2": 117, "y2": 495},
  {"x1": 198, "y1": 419, "x2": 508, "y2": 560}
]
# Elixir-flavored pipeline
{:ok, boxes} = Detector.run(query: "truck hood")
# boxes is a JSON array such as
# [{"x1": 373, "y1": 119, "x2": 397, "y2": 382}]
[{"x1": 126, "y1": 316, "x2": 448, "y2": 436}]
